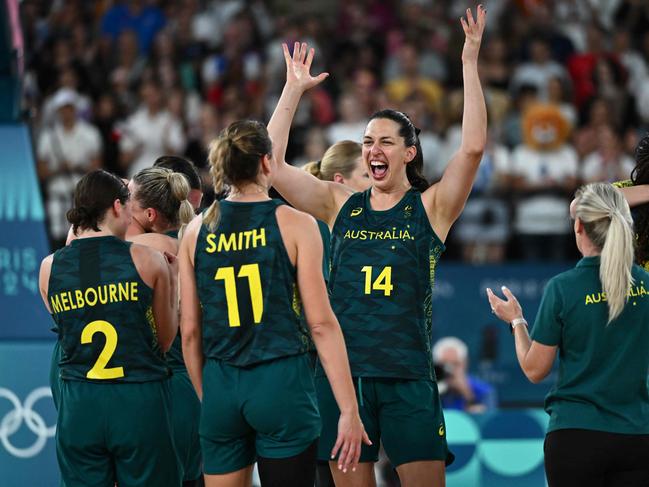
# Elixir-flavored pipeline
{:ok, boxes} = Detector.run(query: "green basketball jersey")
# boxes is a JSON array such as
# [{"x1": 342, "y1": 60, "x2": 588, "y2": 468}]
[
  {"x1": 194, "y1": 199, "x2": 311, "y2": 366},
  {"x1": 48, "y1": 236, "x2": 169, "y2": 382},
  {"x1": 327, "y1": 189, "x2": 445, "y2": 380}
]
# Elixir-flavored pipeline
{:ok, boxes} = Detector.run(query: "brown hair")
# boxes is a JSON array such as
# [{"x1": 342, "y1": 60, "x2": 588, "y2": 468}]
[
  {"x1": 203, "y1": 120, "x2": 272, "y2": 230},
  {"x1": 132, "y1": 167, "x2": 194, "y2": 228},
  {"x1": 67, "y1": 170, "x2": 130, "y2": 233}
]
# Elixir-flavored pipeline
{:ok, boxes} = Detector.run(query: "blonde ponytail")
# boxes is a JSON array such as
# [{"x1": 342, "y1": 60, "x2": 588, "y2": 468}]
[
  {"x1": 575, "y1": 183, "x2": 635, "y2": 323},
  {"x1": 302, "y1": 160, "x2": 322, "y2": 178}
]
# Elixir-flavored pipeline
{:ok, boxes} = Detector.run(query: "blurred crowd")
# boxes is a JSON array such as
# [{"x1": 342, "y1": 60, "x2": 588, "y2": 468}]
[{"x1": 22, "y1": 0, "x2": 649, "y2": 257}]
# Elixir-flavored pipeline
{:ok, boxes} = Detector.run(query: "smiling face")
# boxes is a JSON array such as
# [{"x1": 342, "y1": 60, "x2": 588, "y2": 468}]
[{"x1": 362, "y1": 118, "x2": 416, "y2": 190}]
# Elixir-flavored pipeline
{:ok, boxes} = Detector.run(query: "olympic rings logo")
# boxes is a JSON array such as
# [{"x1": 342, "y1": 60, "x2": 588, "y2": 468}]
[{"x1": 0, "y1": 387, "x2": 56, "y2": 458}]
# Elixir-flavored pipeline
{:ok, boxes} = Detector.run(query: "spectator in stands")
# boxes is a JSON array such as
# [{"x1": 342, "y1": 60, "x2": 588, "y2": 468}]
[
  {"x1": 101, "y1": 0, "x2": 166, "y2": 54},
  {"x1": 511, "y1": 104, "x2": 578, "y2": 260},
  {"x1": 581, "y1": 125, "x2": 635, "y2": 183},
  {"x1": 37, "y1": 89, "x2": 102, "y2": 249},
  {"x1": 433, "y1": 337, "x2": 497, "y2": 413},
  {"x1": 326, "y1": 91, "x2": 368, "y2": 145},
  {"x1": 511, "y1": 37, "x2": 569, "y2": 102},
  {"x1": 119, "y1": 79, "x2": 186, "y2": 178}
]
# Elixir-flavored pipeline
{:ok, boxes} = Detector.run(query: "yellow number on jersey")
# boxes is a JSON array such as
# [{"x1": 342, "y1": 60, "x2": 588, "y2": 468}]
[
  {"x1": 80, "y1": 320, "x2": 125, "y2": 380},
  {"x1": 214, "y1": 263, "x2": 264, "y2": 327},
  {"x1": 361, "y1": 266, "x2": 393, "y2": 296}
]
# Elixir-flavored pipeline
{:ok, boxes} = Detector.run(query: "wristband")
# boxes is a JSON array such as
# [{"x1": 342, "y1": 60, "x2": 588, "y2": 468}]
[{"x1": 509, "y1": 318, "x2": 528, "y2": 335}]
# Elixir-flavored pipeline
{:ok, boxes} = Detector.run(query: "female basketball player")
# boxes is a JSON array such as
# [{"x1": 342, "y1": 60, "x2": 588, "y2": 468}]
[
  {"x1": 39, "y1": 170, "x2": 181, "y2": 486},
  {"x1": 266, "y1": 6, "x2": 486, "y2": 485},
  {"x1": 179, "y1": 120, "x2": 368, "y2": 487},
  {"x1": 302, "y1": 141, "x2": 371, "y2": 193},
  {"x1": 127, "y1": 166, "x2": 203, "y2": 487}
]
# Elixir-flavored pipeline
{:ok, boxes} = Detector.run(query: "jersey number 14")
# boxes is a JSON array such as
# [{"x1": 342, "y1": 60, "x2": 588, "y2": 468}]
[{"x1": 361, "y1": 266, "x2": 393, "y2": 296}]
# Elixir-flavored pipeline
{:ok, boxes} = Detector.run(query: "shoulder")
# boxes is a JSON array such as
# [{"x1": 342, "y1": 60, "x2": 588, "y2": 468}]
[
  {"x1": 129, "y1": 233, "x2": 179, "y2": 255},
  {"x1": 39, "y1": 253, "x2": 54, "y2": 276},
  {"x1": 129, "y1": 242, "x2": 166, "y2": 270},
  {"x1": 276, "y1": 204, "x2": 318, "y2": 231}
]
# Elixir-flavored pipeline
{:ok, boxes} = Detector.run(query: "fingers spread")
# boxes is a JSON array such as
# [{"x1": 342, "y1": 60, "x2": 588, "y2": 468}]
[{"x1": 306, "y1": 47, "x2": 315, "y2": 68}]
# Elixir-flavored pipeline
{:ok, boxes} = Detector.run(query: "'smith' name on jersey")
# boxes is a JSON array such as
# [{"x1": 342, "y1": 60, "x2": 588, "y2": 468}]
[
  {"x1": 50, "y1": 282, "x2": 139, "y2": 313},
  {"x1": 343, "y1": 228, "x2": 414, "y2": 241},
  {"x1": 205, "y1": 228, "x2": 267, "y2": 253}
]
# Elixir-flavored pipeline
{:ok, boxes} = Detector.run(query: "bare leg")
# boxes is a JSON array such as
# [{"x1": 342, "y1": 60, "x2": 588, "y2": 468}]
[
  {"x1": 204, "y1": 465, "x2": 254, "y2": 487},
  {"x1": 329, "y1": 461, "x2": 377, "y2": 487},
  {"x1": 396, "y1": 460, "x2": 445, "y2": 487}
]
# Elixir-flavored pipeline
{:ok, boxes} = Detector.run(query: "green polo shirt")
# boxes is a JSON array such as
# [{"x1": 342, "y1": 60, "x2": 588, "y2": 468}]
[{"x1": 531, "y1": 256, "x2": 649, "y2": 435}]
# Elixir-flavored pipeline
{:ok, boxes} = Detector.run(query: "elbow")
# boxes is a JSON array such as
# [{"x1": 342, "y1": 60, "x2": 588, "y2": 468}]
[
  {"x1": 524, "y1": 367, "x2": 549, "y2": 384},
  {"x1": 460, "y1": 145, "x2": 485, "y2": 160}
]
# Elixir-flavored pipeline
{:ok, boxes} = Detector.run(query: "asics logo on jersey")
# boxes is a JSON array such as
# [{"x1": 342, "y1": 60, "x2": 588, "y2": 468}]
[
  {"x1": 438, "y1": 424, "x2": 445, "y2": 436},
  {"x1": 0, "y1": 387, "x2": 56, "y2": 458},
  {"x1": 350, "y1": 208, "x2": 363, "y2": 217}
]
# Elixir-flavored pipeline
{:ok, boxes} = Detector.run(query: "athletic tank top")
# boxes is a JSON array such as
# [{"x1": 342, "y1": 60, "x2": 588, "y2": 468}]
[
  {"x1": 327, "y1": 189, "x2": 445, "y2": 380},
  {"x1": 194, "y1": 200, "x2": 311, "y2": 366},
  {"x1": 48, "y1": 236, "x2": 169, "y2": 382}
]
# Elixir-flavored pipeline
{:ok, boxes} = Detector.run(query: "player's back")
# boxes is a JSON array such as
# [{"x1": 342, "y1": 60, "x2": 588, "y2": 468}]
[
  {"x1": 194, "y1": 199, "x2": 311, "y2": 366},
  {"x1": 48, "y1": 235, "x2": 169, "y2": 382}
]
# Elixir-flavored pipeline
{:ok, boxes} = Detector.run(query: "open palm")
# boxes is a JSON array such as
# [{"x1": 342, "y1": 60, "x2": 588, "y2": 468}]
[
  {"x1": 461, "y1": 5, "x2": 487, "y2": 64},
  {"x1": 283, "y1": 42, "x2": 329, "y2": 93}
]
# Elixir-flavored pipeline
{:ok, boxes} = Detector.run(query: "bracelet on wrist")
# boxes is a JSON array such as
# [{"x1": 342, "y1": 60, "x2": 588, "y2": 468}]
[{"x1": 509, "y1": 317, "x2": 528, "y2": 335}]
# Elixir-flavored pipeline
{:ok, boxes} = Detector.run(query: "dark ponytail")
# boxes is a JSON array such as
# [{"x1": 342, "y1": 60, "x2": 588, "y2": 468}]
[
  {"x1": 630, "y1": 133, "x2": 649, "y2": 264},
  {"x1": 67, "y1": 170, "x2": 130, "y2": 233},
  {"x1": 369, "y1": 109, "x2": 429, "y2": 192}
]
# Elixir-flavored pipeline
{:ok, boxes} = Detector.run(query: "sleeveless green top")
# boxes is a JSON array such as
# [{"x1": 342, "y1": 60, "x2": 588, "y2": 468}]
[
  {"x1": 194, "y1": 200, "x2": 311, "y2": 366},
  {"x1": 48, "y1": 236, "x2": 169, "y2": 382},
  {"x1": 327, "y1": 189, "x2": 445, "y2": 380}
]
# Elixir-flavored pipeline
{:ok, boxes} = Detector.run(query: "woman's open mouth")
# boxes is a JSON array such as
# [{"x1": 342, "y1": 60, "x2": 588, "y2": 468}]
[{"x1": 370, "y1": 161, "x2": 388, "y2": 179}]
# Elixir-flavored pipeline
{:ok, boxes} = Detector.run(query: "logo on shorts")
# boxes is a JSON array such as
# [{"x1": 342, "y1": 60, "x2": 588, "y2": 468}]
[
  {"x1": 350, "y1": 208, "x2": 363, "y2": 217},
  {"x1": 438, "y1": 424, "x2": 445, "y2": 437}
]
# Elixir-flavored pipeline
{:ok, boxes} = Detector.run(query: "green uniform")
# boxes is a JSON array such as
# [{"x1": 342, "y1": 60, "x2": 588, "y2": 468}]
[
  {"x1": 158, "y1": 229, "x2": 203, "y2": 482},
  {"x1": 194, "y1": 200, "x2": 319, "y2": 473},
  {"x1": 531, "y1": 256, "x2": 649, "y2": 434},
  {"x1": 318, "y1": 189, "x2": 453, "y2": 465},
  {"x1": 48, "y1": 236, "x2": 180, "y2": 487}
]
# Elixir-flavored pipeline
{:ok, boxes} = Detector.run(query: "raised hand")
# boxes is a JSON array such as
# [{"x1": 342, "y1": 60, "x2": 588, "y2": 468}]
[
  {"x1": 486, "y1": 286, "x2": 523, "y2": 324},
  {"x1": 461, "y1": 4, "x2": 487, "y2": 64},
  {"x1": 282, "y1": 41, "x2": 329, "y2": 93}
]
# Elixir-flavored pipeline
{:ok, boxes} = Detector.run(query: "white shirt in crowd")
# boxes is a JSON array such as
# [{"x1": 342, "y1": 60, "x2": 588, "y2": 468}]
[
  {"x1": 511, "y1": 144, "x2": 578, "y2": 235},
  {"x1": 119, "y1": 108, "x2": 186, "y2": 178},
  {"x1": 37, "y1": 121, "x2": 102, "y2": 240},
  {"x1": 581, "y1": 151, "x2": 635, "y2": 183}
]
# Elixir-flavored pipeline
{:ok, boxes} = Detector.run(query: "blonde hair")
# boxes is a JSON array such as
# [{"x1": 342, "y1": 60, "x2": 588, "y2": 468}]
[
  {"x1": 574, "y1": 183, "x2": 635, "y2": 323},
  {"x1": 132, "y1": 167, "x2": 194, "y2": 230},
  {"x1": 302, "y1": 140, "x2": 361, "y2": 181},
  {"x1": 204, "y1": 120, "x2": 272, "y2": 231}
]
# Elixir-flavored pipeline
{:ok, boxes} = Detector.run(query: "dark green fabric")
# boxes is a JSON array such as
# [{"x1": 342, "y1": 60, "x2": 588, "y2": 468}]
[
  {"x1": 48, "y1": 236, "x2": 169, "y2": 382},
  {"x1": 169, "y1": 370, "x2": 202, "y2": 480},
  {"x1": 531, "y1": 256, "x2": 649, "y2": 434},
  {"x1": 194, "y1": 200, "x2": 311, "y2": 366},
  {"x1": 56, "y1": 379, "x2": 181, "y2": 487},
  {"x1": 326, "y1": 189, "x2": 444, "y2": 380},
  {"x1": 315, "y1": 376, "x2": 454, "y2": 466},
  {"x1": 200, "y1": 355, "x2": 320, "y2": 474}
]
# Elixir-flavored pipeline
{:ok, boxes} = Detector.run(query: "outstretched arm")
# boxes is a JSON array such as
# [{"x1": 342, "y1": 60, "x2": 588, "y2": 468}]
[
  {"x1": 267, "y1": 42, "x2": 352, "y2": 226},
  {"x1": 422, "y1": 6, "x2": 487, "y2": 242}
]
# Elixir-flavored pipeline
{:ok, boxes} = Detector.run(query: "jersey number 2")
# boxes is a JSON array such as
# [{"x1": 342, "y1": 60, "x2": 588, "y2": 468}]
[
  {"x1": 80, "y1": 320, "x2": 125, "y2": 379},
  {"x1": 215, "y1": 263, "x2": 264, "y2": 327},
  {"x1": 361, "y1": 266, "x2": 393, "y2": 296}
]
